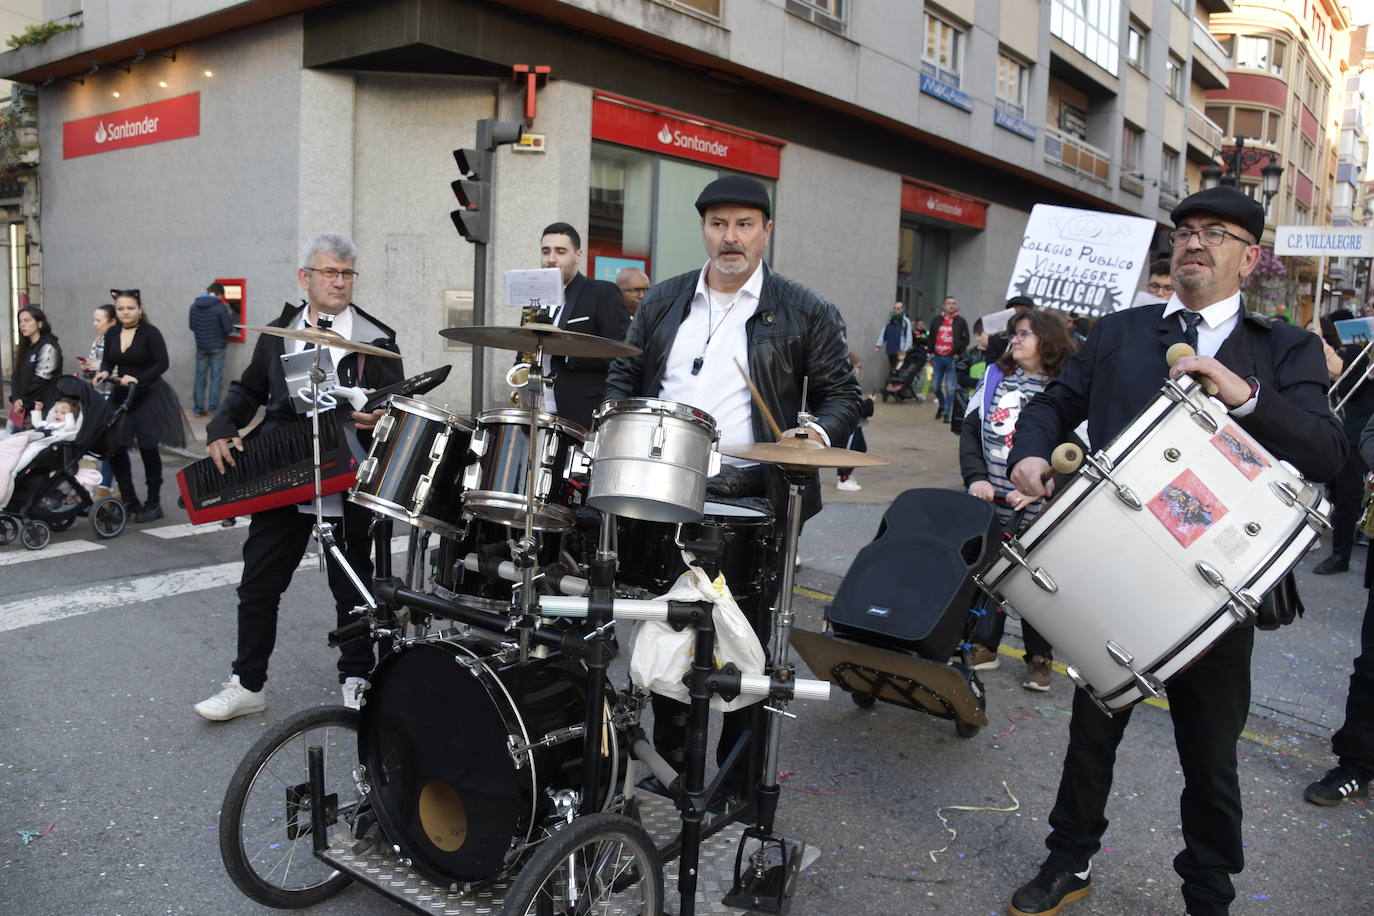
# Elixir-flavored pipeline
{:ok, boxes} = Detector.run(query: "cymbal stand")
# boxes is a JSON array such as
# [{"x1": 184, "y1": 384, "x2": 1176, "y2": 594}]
[{"x1": 510, "y1": 322, "x2": 552, "y2": 659}]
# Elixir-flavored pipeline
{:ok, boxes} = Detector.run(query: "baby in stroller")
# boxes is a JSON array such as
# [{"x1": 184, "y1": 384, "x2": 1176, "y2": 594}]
[{"x1": 0, "y1": 375, "x2": 129, "y2": 549}]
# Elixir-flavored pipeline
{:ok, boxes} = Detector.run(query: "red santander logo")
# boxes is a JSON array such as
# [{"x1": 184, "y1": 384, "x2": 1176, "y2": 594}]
[
  {"x1": 656, "y1": 121, "x2": 730, "y2": 158},
  {"x1": 64, "y1": 93, "x2": 200, "y2": 159}
]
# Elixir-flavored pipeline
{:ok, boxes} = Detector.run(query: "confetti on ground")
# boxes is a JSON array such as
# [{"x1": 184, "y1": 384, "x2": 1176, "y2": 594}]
[
  {"x1": 927, "y1": 782, "x2": 1020, "y2": 863},
  {"x1": 776, "y1": 769, "x2": 859, "y2": 795},
  {"x1": 17, "y1": 823, "x2": 55, "y2": 845},
  {"x1": 994, "y1": 707, "x2": 1035, "y2": 739}
]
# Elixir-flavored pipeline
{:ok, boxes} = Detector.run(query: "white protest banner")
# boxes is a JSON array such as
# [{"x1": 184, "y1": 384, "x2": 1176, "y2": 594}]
[
  {"x1": 1273, "y1": 226, "x2": 1374, "y2": 257},
  {"x1": 1006, "y1": 204, "x2": 1157, "y2": 316}
]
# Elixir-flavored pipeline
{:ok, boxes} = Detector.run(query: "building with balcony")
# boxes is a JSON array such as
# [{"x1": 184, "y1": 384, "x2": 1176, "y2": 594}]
[
  {"x1": 0, "y1": 0, "x2": 1342, "y2": 404},
  {"x1": 0, "y1": 0, "x2": 42, "y2": 371}
]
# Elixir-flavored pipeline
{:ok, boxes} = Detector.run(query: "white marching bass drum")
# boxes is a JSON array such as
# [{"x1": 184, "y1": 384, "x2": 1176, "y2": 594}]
[{"x1": 976, "y1": 375, "x2": 1330, "y2": 715}]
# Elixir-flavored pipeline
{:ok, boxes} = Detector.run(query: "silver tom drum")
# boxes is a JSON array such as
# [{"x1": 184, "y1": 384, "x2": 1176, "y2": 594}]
[
  {"x1": 586, "y1": 398, "x2": 720, "y2": 523},
  {"x1": 462, "y1": 408, "x2": 587, "y2": 531}
]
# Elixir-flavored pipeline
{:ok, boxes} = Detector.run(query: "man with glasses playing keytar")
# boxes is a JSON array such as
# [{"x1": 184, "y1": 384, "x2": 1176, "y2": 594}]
[
  {"x1": 1002, "y1": 186, "x2": 1346, "y2": 915},
  {"x1": 194, "y1": 231, "x2": 405, "y2": 721}
]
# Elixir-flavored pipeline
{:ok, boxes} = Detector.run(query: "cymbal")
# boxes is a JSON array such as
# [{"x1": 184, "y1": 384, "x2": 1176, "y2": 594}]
[
  {"x1": 439, "y1": 324, "x2": 640, "y2": 359},
  {"x1": 722, "y1": 438, "x2": 890, "y2": 470},
  {"x1": 243, "y1": 325, "x2": 401, "y2": 358}
]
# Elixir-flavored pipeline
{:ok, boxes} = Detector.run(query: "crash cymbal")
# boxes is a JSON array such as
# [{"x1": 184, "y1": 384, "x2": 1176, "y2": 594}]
[
  {"x1": 722, "y1": 438, "x2": 890, "y2": 470},
  {"x1": 243, "y1": 325, "x2": 401, "y2": 358},
  {"x1": 439, "y1": 324, "x2": 640, "y2": 359}
]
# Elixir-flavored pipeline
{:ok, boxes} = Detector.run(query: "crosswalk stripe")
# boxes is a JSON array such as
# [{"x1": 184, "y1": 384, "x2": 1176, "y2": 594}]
[
  {"x1": 0, "y1": 539, "x2": 105, "y2": 567},
  {"x1": 143, "y1": 521, "x2": 243, "y2": 539},
  {"x1": 0, "y1": 535, "x2": 412, "y2": 635}
]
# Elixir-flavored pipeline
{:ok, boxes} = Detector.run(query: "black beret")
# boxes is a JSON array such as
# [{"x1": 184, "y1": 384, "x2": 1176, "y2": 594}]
[
  {"x1": 695, "y1": 175, "x2": 772, "y2": 219},
  {"x1": 1170, "y1": 186, "x2": 1266, "y2": 244},
  {"x1": 1006, "y1": 295, "x2": 1036, "y2": 309}
]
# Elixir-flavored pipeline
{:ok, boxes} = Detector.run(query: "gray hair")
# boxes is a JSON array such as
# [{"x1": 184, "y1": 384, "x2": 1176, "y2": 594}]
[{"x1": 300, "y1": 232, "x2": 357, "y2": 269}]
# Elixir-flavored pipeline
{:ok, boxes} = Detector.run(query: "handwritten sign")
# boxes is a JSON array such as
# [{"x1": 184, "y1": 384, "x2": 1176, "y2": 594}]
[{"x1": 1005, "y1": 205, "x2": 1157, "y2": 316}]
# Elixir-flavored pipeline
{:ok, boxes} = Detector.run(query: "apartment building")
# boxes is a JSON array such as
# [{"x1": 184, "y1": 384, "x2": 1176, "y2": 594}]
[{"x1": 0, "y1": 0, "x2": 1351, "y2": 403}]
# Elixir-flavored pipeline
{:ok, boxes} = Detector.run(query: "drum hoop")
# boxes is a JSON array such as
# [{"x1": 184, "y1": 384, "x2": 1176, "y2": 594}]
[
  {"x1": 476, "y1": 407, "x2": 587, "y2": 442},
  {"x1": 389, "y1": 395, "x2": 474, "y2": 429},
  {"x1": 701, "y1": 501, "x2": 771, "y2": 521},
  {"x1": 594, "y1": 397, "x2": 719, "y2": 438},
  {"x1": 463, "y1": 493, "x2": 577, "y2": 531}
]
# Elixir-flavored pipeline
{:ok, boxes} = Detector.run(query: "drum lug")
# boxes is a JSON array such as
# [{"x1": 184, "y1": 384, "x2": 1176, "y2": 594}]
[
  {"x1": 1082, "y1": 451, "x2": 1142, "y2": 510},
  {"x1": 1194, "y1": 560, "x2": 1259, "y2": 623},
  {"x1": 353, "y1": 764, "x2": 371, "y2": 798},
  {"x1": 468, "y1": 428, "x2": 487, "y2": 458},
  {"x1": 650, "y1": 420, "x2": 667, "y2": 458},
  {"x1": 1104, "y1": 640, "x2": 1165, "y2": 699},
  {"x1": 1268, "y1": 479, "x2": 1332, "y2": 533},
  {"x1": 508, "y1": 723, "x2": 587, "y2": 767},
  {"x1": 356, "y1": 455, "x2": 378, "y2": 486},
  {"x1": 1163, "y1": 377, "x2": 1220, "y2": 434},
  {"x1": 998, "y1": 538, "x2": 1058, "y2": 593},
  {"x1": 429, "y1": 427, "x2": 451, "y2": 462},
  {"x1": 374, "y1": 413, "x2": 395, "y2": 443},
  {"x1": 1064, "y1": 664, "x2": 1088, "y2": 690},
  {"x1": 412, "y1": 474, "x2": 433, "y2": 512},
  {"x1": 1067, "y1": 670, "x2": 1115, "y2": 717},
  {"x1": 708, "y1": 447, "x2": 721, "y2": 477}
]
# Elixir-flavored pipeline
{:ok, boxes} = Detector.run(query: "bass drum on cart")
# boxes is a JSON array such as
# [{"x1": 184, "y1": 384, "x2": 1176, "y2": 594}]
[{"x1": 357, "y1": 637, "x2": 622, "y2": 885}]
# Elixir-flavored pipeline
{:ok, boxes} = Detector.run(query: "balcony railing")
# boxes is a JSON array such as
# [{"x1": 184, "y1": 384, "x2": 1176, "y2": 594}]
[
  {"x1": 1043, "y1": 126, "x2": 1110, "y2": 185},
  {"x1": 1187, "y1": 105, "x2": 1224, "y2": 154},
  {"x1": 1192, "y1": 18, "x2": 1233, "y2": 72}
]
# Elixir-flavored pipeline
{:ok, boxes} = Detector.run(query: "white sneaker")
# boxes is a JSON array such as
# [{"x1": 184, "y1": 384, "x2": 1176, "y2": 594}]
[
  {"x1": 195, "y1": 676, "x2": 266, "y2": 721},
  {"x1": 342, "y1": 677, "x2": 367, "y2": 710},
  {"x1": 836, "y1": 478, "x2": 862, "y2": 492}
]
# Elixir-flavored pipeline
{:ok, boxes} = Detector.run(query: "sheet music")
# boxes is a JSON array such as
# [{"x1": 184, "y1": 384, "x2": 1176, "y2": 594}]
[{"x1": 504, "y1": 267, "x2": 564, "y2": 312}]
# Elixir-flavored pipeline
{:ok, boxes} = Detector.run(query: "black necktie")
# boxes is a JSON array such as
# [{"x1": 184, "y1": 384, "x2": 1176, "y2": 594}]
[{"x1": 1181, "y1": 311, "x2": 1203, "y2": 352}]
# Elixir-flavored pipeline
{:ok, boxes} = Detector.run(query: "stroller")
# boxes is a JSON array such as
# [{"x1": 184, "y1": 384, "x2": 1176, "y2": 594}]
[
  {"x1": 880, "y1": 347, "x2": 927, "y2": 403},
  {"x1": 0, "y1": 375, "x2": 130, "y2": 550}
]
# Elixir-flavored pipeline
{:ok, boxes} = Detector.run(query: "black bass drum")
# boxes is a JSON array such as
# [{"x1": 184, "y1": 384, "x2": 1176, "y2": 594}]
[{"x1": 357, "y1": 638, "x2": 622, "y2": 885}]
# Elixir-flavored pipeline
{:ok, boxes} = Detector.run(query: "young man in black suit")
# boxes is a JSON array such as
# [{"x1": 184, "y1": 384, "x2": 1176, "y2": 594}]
[
  {"x1": 538, "y1": 222, "x2": 631, "y2": 430},
  {"x1": 1004, "y1": 186, "x2": 1346, "y2": 916}
]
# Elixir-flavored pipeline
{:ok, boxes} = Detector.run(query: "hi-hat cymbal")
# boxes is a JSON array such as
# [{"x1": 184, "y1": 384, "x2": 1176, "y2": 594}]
[
  {"x1": 722, "y1": 438, "x2": 890, "y2": 470},
  {"x1": 243, "y1": 325, "x2": 401, "y2": 358},
  {"x1": 439, "y1": 324, "x2": 640, "y2": 359}
]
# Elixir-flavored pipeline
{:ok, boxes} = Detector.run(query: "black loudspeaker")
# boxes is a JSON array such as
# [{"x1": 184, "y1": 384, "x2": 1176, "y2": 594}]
[{"x1": 826, "y1": 489, "x2": 996, "y2": 660}]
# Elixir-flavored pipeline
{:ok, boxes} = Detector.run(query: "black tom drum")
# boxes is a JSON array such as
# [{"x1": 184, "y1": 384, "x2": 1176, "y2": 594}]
[{"x1": 616, "y1": 499, "x2": 776, "y2": 599}]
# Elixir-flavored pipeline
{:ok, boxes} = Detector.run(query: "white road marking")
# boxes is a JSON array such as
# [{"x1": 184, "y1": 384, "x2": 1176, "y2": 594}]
[
  {"x1": 0, "y1": 539, "x2": 105, "y2": 566},
  {"x1": 0, "y1": 535, "x2": 412, "y2": 635},
  {"x1": 143, "y1": 521, "x2": 244, "y2": 539}
]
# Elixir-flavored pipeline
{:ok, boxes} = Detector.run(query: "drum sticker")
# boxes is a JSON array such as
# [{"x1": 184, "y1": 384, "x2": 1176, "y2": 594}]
[
  {"x1": 1210, "y1": 425, "x2": 1269, "y2": 481},
  {"x1": 1149, "y1": 469, "x2": 1228, "y2": 547}
]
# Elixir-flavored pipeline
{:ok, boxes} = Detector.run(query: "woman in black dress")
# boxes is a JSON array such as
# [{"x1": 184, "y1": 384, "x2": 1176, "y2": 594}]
[
  {"x1": 93, "y1": 290, "x2": 188, "y2": 522},
  {"x1": 8, "y1": 305, "x2": 63, "y2": 429}
]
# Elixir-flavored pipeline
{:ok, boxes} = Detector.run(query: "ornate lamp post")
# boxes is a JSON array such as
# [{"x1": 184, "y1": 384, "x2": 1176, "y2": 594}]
[{"x1": 1199, "y1": 135, "x2": 1284, "y2": 208}]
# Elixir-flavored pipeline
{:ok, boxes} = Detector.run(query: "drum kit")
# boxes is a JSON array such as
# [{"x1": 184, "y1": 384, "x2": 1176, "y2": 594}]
[{"x1": 217, "y1": 314, "x2": 887, "y2": 916}]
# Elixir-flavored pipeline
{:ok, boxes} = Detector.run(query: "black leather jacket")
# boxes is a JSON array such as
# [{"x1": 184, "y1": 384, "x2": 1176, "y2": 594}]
[{"x1": 605, "y1": 265, "x2": 862, "y2": 448}]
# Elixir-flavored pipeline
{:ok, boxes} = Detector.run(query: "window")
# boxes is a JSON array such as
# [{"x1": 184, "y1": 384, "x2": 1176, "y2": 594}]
[
  {"x1": 785, "y1": 0, "x2": 845, "y2": 33},
  {"x1": 1204, "y1": 105, "x2": 1282, "y2": 145},
  {"x1": 1165, "y1": 54, "x2": 1184, "y2": 100},
  {"x1": 1234, "y1": 35, "x2": 1286, "y2": 76},
  {"x1": 997, "y1": 53, "x2": 1029, "y2": 116},
  {"x1": 1301, "y1": 137, "x2": 1316, "y2": 173},
  {"x1": 1127, "y1": 25, "x2": 1147, "y2": 70},
  {"x1": 654, "y1": 0, "x2": 721, "y2": 18},
  {"x1": 1050, "y1": 0, "x2": 1120, "y2": 73},
  {"x1": 923, "y1": 13, "x2": 964, "y2": 88},
  {"x1": 1161, "y1": 146, "x2": 1180, "y2": 195},
  {"x1": 1059, "y1": 101, "x2": 1088, "y2": 139},
  {"x1": 1122, "y1": 123, "x2": 1143, "y2": 174}
]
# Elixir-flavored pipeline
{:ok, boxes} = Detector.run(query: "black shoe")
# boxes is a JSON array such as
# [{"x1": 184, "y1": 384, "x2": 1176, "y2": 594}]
[
  {"x1": 134, "y1": 503, "x2": 164, "y2": 523},
  {"x1": 122, "y1": 497, "x2": 143, "y2": 515},
  {"x1": 1009, "y1": 864, "x2": 1092, "y2": 915},
  {"x1": 1304, "y1": 765, "x2": 1369, "y2": 806},
  {"x1": 1313, "y1": 554, "x2": 1350, "y2": 575}
]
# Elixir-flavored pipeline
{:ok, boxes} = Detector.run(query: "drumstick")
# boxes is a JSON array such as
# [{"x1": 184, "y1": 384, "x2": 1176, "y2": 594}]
[
  {"x1": 734, "y1": 359, "x2": 786, "y2": 442},
  {"x1": 1165, "y1": 342, "x2": 1221, "y2": 396},
  {"x1": 1045, "y1": 442, "x2": 1083, "y2": 480}
]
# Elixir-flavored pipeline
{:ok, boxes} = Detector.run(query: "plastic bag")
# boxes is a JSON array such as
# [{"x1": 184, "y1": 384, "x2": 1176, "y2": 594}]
[{"x1": 629, "y1": 557, "x2": 767, "y2": 712}]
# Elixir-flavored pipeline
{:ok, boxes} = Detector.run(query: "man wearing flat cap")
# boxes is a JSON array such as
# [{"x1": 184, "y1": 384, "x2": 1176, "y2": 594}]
[
  {"x1": 1000, "y1": 186, "x2": 1346, "y2": 916},
  {"x1": 606, "y1": 174, "x2": 862, "y2": 805}
]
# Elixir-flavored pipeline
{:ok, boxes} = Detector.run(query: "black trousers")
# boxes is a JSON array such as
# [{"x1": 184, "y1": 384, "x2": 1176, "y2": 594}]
[
  {"x1": 231, "y1": 502, "x2": 376, "y2": 692},
  {"x1": 1326, "y1": 449, "x2": 1367, "y2": 558},
  {"x1": 1331, "y1": 584, "x2": 1374, "y2": 781},
  {"x1": 1043, "y1": 624, "x2": 1254, "y2": 916}
]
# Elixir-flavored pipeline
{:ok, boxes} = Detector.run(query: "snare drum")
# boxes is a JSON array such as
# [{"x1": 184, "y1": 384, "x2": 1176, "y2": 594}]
[
  {"x1": 586, "y1": 398, "x2": 720, "y2": 523},
  {"x1": 349, "y1": 396, "x2": 474, "y2": 538},
  {"x1": 462, "y1": 408, "x2": 586, "y2": 531},
  {"x1": 977, "y1": 377, "x2": 1329, "y2": 714},
  {"x1": 357, "y1": 637, "x2": 621, "y2": 885},
  {"x1": 616, "y1": 500, "x2": 776, "y2": 601}
]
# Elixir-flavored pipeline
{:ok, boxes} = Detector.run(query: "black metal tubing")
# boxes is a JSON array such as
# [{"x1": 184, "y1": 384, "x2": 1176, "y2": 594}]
[{"x1": 307, "y1": 744, "x2": 327, "y2": 854}]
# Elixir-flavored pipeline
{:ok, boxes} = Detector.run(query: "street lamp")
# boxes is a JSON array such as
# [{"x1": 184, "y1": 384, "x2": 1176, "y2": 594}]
[{"x1": 1201, "y1": 135, "x2": 1284, "y2": 207}]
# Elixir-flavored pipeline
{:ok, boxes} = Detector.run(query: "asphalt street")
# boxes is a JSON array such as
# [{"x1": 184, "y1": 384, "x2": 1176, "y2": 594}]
[{"x1": 0, "y1": 404, "x2": 1371, "y2": 915}]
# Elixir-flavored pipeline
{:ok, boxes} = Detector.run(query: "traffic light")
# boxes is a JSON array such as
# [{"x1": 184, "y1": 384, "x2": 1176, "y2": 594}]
[{"x1": 450, "y1": 119, "x2": 522, "y2": 245}]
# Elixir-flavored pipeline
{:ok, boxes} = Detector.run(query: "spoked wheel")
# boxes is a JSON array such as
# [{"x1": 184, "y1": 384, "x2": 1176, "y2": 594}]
[
  {"x1": 219, "y1": 706, "x2": 361, "y2": 908},
  {"x1": 92, "y1": 497, "x2": 127, "y2": 538},
  {"x1": 0, "y1": 515, "x2": 18, "y2": 545},
  {"x1": 502, "y1": 812, "x2": 663, "y2": 916},
  {"x1": 20, "y1": 520, "x2": 51, "y2": 551}
]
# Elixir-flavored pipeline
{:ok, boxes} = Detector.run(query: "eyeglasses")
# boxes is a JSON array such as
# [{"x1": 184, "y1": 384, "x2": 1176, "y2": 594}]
[
  {"x1": 1011, "y1": 329, "x2": 1036, "y2": 340},
  {"x1": 1167, "y1": 227, "x2": 1254, "y2": 248},
  {"x1": 110, "y1": 288, "x2": 141, "y2": 301},
  {"x1": 1147, "y1": 282, "x2": 1174, "y2": 294},
  {"x1": 621, "y1": 286, "x2": 649, "y2": 295},
  {"x1": 305, "y1": 267, "x2": 359, "y2": 281}
]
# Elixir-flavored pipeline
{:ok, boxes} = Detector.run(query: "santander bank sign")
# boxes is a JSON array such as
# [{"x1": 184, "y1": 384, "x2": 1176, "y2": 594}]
[
  {"x1": 63, "y1": 93, "x2": 200, "y2": 159},
  {"x1": 593, "y1": 93, "x2": 781, "y2": 178}
]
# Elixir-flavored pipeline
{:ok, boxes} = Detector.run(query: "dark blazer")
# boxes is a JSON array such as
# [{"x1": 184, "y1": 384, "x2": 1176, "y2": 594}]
[
  {"x1": 552, "y1": 272, "x2": 631, "y2": 430},
  {"x1": 1009, "y1": 303, "x2": 1346, "y2": 485}
]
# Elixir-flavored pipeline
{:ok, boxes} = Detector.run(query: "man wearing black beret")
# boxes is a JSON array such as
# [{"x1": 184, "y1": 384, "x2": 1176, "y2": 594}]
[
  {"x1": 1003, "y1": 185, "x2": 1346, "y2": 915},
  {"x1": 606, "y1": 174, "x2": 861, "y2": 807}
]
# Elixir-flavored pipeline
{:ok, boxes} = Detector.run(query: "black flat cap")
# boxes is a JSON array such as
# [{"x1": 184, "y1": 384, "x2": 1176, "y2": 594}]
[
  {"x1": 695, "y1": 175, "x2": 772, "y2": 219},
  {"x1": 1006, "y1": 295, "x2": 1036, "y2": 309},
  {"x1": 1170, "y1": 186, "x2": 1266, "y2": 244}
]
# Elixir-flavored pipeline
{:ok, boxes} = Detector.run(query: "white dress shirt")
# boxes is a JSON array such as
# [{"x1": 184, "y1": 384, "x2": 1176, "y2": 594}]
[{"x1": 1162, "y1": 291, "x2": 1257, "y2": 416}]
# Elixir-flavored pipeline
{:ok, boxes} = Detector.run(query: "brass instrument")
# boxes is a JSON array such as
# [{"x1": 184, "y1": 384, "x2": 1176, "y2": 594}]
[
  {"x1": 1329, "y1": 337, "x2": 1374, "y2": 419},
  {"x1": 506, "y1": 305, "x2": 537, "y2": 405}
]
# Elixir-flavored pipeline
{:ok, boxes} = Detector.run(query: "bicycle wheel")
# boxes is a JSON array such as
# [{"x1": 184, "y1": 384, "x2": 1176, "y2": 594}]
[
  {"x1": 219, "y1": 706, "x2": 361, "y2": 908},
  {"x1": 501, "y1": 812, "x2": 663, "y2": 916}
]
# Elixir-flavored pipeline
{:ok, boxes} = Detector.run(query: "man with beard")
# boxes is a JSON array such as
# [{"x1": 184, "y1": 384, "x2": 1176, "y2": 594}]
[{"x1": 1003, "y1": 186, "x2": 1345, "y2": 916}]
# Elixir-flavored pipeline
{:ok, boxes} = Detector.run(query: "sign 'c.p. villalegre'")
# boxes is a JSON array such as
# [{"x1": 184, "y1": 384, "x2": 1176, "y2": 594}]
[
  {"x1": 63, "y1": 93, "x2": 201, "y2": 159},
  {"x1": 1273, "y1": 226, "x2": 1374, "y2": 258},
  {"x1": 1005, "y1": 204, "x2": 1157, "y2": 316}
]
